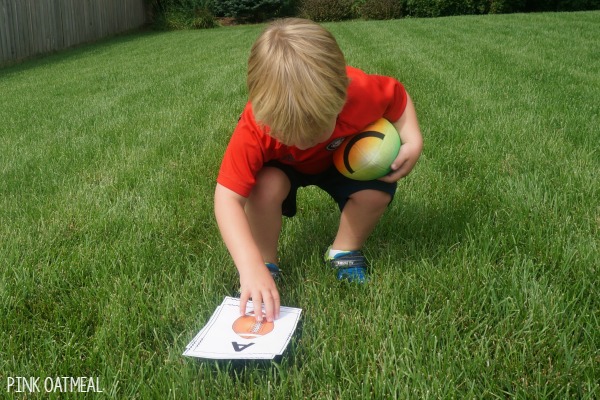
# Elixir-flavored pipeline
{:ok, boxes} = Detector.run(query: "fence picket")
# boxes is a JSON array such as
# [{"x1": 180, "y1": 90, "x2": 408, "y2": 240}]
[{"x1": 0, "y1": 0, "x2": 147, "y2": 65}]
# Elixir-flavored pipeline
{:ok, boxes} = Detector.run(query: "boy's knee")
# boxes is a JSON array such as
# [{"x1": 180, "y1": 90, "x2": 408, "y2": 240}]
[
  {"x1": 250, "y1": 167, "x2": 291, "y2": 205},
  {"x1": 350, "y1": 189, "x2": 392, "y2": 210}
]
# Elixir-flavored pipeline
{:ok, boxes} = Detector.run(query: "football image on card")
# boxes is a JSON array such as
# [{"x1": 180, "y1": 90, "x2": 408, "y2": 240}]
[{"x1": 232, "y1": 314, "x2": 274, "y2": 339}]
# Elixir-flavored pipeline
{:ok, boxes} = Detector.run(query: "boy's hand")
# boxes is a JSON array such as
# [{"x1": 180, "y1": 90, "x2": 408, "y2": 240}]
[
  {"x1": 239, "y1": 264, "x2": 280, "y2": 322},
  {"x1": 379, "y1": 92, "x2": 422, "y2": 183},
  {"x1": 379, "y1": 140, "x2": 422, "y2": 183}
]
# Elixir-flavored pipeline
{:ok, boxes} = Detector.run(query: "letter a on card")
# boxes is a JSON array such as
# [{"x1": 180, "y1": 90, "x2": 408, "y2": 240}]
[{"x1": 231, "y1": 342, "x2": 255, "y2": 352}]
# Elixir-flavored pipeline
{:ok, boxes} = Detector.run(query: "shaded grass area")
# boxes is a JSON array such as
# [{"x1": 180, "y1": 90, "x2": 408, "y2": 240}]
[{"x1": 1, "y1": 12, "x2": 598, "y2": 398}]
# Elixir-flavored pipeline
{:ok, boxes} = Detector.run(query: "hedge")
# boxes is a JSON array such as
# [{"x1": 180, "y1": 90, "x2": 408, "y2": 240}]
[{"x1": 145, "y1": 0, "x2": 600, "y2": 28}]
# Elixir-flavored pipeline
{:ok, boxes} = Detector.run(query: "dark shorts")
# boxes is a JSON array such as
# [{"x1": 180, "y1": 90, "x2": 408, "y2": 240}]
[{"x1": 265, "y1": 161, "x2": 397, "y2": 217}]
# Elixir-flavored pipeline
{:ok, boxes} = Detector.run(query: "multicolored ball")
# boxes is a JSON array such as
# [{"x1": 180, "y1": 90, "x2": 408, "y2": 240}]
[{"x1": 333, "y1": 118, "x2": 401, "y2": 181}]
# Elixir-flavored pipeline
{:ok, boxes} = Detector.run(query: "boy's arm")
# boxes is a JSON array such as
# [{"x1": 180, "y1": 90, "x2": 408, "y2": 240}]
[
  {"x1": 379, "y1": 93, "x2": 423, "y2": 183},
  {"x1": 214, "y1": 183, "x2": 280, "y2": 322}
]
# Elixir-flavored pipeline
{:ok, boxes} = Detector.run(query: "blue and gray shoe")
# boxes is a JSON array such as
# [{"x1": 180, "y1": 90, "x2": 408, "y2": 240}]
[
  {"x1": 236, "y1": 262, "x2": 281, "y2": 298},
  {"x1": 265, "y1": 262, "x2": 282, "y2": 282},
  {"x1": 325, "y1": 247, "x2": 368, "y2": 283}
]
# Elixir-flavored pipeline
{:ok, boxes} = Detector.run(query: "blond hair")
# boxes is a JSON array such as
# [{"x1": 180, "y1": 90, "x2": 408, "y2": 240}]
[{"x1": 247, "y1": 18, "x2": 349, "y2": 147}]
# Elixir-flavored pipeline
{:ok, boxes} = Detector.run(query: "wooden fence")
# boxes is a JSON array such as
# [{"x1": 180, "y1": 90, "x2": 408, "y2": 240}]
[{"x1": 0, "y1": 0, "x2": 148, "y2": 65}]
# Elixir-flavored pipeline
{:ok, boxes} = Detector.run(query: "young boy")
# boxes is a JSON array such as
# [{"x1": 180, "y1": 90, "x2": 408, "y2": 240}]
[{"x1": 215, "y1": 18, "x2": 422, "y2": 323}]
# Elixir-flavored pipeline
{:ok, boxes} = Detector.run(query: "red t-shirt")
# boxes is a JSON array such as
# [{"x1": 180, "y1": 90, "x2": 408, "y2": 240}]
[{"x1": 217, "y1": 66, "x2": 407, "y2": 197}]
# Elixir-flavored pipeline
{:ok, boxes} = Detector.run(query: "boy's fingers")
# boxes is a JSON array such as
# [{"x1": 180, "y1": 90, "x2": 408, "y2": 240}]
[
  {"x1": 252, "y1": 294, "x2": 263, "y2": 322},
  {"x1": 274, "y1": 292, "x2": 281, "y2": 320},
  {"x1": 263, "y1": 292, "x2": 276, "y2": 322},
  {"x1": 239, "y1": 290, "x2": 249, "y2": 316},
  {"x1": 392, "y1": 150, "x2": 412, "y2": 170},
  {"x1": 379, "y1": 167, "x2": 404, "y2": 183}
]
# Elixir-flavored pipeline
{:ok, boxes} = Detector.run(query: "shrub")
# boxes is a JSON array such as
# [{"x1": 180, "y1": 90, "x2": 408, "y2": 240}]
[
  {"x1": 146, "y1": 0, "x2": 217, "y2": 29},
  {"x1": 152, "y1": 7, "x2": 217, "y2": 29},
  {"x1": 399, "y1": 0, "x2": 599, "y2": 17},
  {"x1": 525, "y1": 0, "x2": 600, "y2": 11},
  {"x1": 211, "y1": 0, "x2": 284, "y2": 22},
  {"x1": 404, "y1": 0, "x2": 493, "y2": 17},
  {"x1": 359, "y1": 0, "x2": 403, "y2": 19},
  {"x1": 404, "y1": 0, "x2": 437, "y2": 17},
  {"x1": 299, "y1": 0, "x2": 357, "y2": 21},
  {"x1": 193, "y1": 7, "x2": 219, "y2": 28},
  {"x1": 488, "y1": 0, "x2": 526, "y2": 13},
  {"x1": 279, "y1": 0, "x2": 301, "y2": 16}
]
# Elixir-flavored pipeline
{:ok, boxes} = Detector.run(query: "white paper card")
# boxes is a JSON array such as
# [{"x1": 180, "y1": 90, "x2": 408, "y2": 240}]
[{"x1": 183, "y1": 297, "x2": 302, "y2": 360}]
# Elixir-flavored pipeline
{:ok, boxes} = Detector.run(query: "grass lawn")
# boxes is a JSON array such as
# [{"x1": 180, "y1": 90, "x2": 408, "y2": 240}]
[{"x1": 1, "y1": 11, "x2": 598, "y2": 399}]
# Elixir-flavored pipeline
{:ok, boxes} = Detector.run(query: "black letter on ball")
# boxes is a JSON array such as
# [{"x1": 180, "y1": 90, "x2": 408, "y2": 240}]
[{"x1": 344, "y1": 131, "x2": 385, "y2": 173}]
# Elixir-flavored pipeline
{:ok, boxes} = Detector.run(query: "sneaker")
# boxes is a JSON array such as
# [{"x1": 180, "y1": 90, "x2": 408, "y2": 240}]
[
  {"x1": 265, "y1": 262, "x2": 282, "y2": 282},
  {"x1": 236, "y1": 263, "x2": 281, "y2": 298},
  {"x1": 325, "y1": 247, "x2": 368, "y2": 283}
]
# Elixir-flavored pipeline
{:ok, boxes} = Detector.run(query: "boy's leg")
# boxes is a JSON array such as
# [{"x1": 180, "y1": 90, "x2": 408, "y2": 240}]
[
  {"x1": 331, "y1": 189, "x2": 392, "y2": 251},
  {"x1": 245, "y1": 167, "x2": 291, "y2": 264},
  {"x1": 317, "y1": 168, "x2": 396, "y2": 281}
]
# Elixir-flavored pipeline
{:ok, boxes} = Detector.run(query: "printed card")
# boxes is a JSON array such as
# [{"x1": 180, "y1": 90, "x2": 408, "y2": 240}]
[{"x1": 183, "y1": 297, "x2": 302, "y2": 360}]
